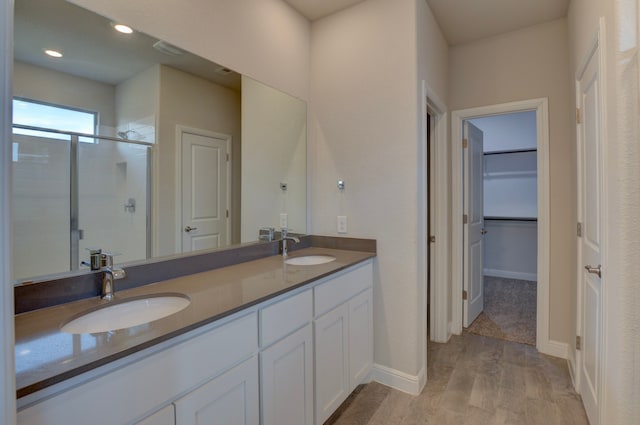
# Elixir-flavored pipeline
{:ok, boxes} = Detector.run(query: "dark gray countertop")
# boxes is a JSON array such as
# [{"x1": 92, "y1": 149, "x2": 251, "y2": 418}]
[{"x1": 15, "y1": 247, "x2": 375, "y2": 398}]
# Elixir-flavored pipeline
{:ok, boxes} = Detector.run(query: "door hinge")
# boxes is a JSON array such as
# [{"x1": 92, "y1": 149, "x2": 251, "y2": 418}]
[
  {"x1": 577, "y1": 222, "x2": 583, "y2": 237},
  {"x1": 226, "y1": 153, "x2": 230, "y2": 162},
  {"x1": 429, "y1": 235, "x2": 436, "y2": 243},
  {"x1": 462, "y1": 290, "x2": 468, "y2": 300},
  {"x1": 463, "y1": 214, "x2": 468, "y2": 224},
  {"x1": 226, "y1": 209, "x2": 229, "y2": 218},
  {"x1": 576, "y1": 335, "x2": 581, "y2": 350},
  {"x1": 576, "y1": 107, "x2": 582, "y2": 124},
  {"x1": 462, "y1": 138, "x2": 468, "y2": 149}
]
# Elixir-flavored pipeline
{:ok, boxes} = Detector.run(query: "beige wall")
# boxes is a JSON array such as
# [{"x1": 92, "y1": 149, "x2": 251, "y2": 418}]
[
  {"x1": 449, "y1": 19, "x2": 573, "y2": 345},
  {"x1": 568, "y1": 1, "x2": 640, "y2": 423},
  {"x1": 13, "y1": 61, "x2": 116, "y2": 129},
  {"x1": 419, "y1": 0, "x2": 449, "y2": 104},
  {"x1": 69, "y1": 0, "x2": 310, "y2": 102},
  {"x1": 310, "y1": 0, "x2": 423, "y2": 377}
]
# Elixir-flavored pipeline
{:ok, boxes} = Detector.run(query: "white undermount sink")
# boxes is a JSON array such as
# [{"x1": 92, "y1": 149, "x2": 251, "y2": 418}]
[
  {"x1": 284, "y1": 255, "x2": 336, "y2": 266},
  {"x1": 61, "y1": 293, "x2": 191, "y2": 334}
]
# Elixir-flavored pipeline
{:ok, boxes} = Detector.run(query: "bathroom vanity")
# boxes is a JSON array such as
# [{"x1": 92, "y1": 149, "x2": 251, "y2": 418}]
[{"x1": 15, "y1": 243, "x2": 375, "y2": 425}]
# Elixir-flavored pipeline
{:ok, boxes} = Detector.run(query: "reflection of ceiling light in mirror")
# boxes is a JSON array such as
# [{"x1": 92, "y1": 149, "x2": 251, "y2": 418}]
[
  {"x1": 113, "y1": 24, "x2": 133, "y2": 34},
  {"x1": 44, "y1": 49, "x2": 63, "y2": 58}
]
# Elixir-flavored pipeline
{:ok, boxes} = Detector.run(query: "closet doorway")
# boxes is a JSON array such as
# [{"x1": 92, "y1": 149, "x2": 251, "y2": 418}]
[
  {"x1": 464, "y1": 111, "x2": 538, "y2": 346},
  {"x1": 448, "y1": 98, "x2": 553, "y2": 355}
]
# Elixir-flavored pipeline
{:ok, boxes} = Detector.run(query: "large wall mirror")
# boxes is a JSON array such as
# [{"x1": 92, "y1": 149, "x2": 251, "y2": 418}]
[{"x1": 12, "y1": 0, "x2": 307, "y2": 282}]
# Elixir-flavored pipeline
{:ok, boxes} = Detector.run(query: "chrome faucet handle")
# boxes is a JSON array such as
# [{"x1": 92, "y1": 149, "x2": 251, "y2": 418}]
[
  {"x1": 100, "y1": 251, "x2": 121, "y2": 268},
  {"x1": 259, "y1": 227, "x2": 275, "y2": 241},
  {"x1": 81, "y1": 248, "x2": 103, "y2": 270}
]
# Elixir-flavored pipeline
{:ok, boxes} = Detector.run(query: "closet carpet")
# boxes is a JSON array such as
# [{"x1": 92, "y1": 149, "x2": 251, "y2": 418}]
[{"x1": 466, "y1": 277, "x2": 537, "y2": 346}]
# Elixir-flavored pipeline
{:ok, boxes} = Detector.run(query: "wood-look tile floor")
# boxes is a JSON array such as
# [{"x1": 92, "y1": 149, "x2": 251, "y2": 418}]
[{"x1": 327, "y1": 333, "x2": 589, "y2": 425}]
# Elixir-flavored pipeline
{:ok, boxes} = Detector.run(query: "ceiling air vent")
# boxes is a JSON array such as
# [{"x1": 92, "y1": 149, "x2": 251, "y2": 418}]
[
  {"x1": 215, "y1": 67, "x2": 233, "y2": 75},
  {"x1": 152, "y1": 40, "x2": 184, "y2": 57}
]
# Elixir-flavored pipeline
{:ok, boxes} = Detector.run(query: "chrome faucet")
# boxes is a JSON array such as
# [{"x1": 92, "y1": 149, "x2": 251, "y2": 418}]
[
  {"x1": 280, "y1": 228, "x2": 300, "y2": 257},
  {"x1": 101, "y1": 254, "x2": 126, "y2": 301}
]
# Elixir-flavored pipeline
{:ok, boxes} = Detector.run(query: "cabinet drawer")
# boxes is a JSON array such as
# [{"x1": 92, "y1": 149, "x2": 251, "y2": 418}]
[
  {"x1": 260, "y1": 289, "x2": 312, "y2": 347},
  {"x1": 314, "y1": 261, "x2": 372, "y2": 317}
]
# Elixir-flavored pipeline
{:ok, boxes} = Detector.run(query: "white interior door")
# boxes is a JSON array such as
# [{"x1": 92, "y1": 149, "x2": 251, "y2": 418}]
[
  {"x1": 180, "y1": 129, "x2": 230, "y2": 252},
  {"x1": 577, "y1": 41, "x2": 603, "y2": 425},
  {"x1": 463, "y1": 121, "x2": 485, "y2": 327}
]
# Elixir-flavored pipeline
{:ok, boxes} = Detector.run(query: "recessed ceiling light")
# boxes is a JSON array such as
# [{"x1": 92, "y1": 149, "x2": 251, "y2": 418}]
[
  {"x1": 113, "y1": 24, "x2": 133, "y2": 34},
  {"x1": 44, "y1": 49, "x2": 63, "y2": 58}
]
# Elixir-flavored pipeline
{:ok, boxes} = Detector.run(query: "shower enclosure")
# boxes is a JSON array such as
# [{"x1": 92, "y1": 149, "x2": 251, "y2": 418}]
[{"x1": 12, "y1": 125, "x2": 153, "y2": 281}]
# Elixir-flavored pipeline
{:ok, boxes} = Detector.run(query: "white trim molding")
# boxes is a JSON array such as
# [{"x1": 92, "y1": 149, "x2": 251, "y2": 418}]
[
  {"x1": 369, "y1": 364, "x2": 425, "y2": 396},
  {"x1": 449, "y1": 98, "x2": 556, "y2": 358},
  {"x1": 425, "y1": 83, "x2": 450, "y2": 344},
  {"x1": 1, "y1": 0, "x2": 16, "y2": 423}
]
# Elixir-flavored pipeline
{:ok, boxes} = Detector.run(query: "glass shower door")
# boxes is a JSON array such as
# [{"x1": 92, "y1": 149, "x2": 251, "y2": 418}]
[
  {"x1": 12, "y1": 130, "x2": 72, "y2": 280},
  {"x1": 77, "y1": 138, "x2": 151, "y2": 266}
]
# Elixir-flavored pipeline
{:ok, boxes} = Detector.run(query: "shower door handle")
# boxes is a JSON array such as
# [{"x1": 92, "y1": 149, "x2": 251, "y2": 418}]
[{"x1": 184, "y1": 226, "x2": 198, "y2": 233}]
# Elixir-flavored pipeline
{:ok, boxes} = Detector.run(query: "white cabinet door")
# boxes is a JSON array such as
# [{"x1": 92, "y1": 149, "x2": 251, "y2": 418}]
[
  {"x1": 174, "y1": 356, "x2": 259, "y2": 425},
  {"x1": 348, "y1": 288, "x2": 373, "y2": 390},
  {"x1": 135, "y1": 405, "x2": 175, "y2": 425},
  {"x1": 261, "y1": 324, "x2": 313, "y2": 425},
  {"x1": 314, "y1": 303, "x2": 349, "y2": 425}
]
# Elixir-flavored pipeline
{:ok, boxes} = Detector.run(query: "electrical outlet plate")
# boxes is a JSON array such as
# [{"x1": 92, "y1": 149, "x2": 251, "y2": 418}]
[
  {"x1": 337, "y1": 216, "x2": 347, "y2": 233},
  {"x1": 280, "y1": 213, "x2": 288, "y2": 228}
]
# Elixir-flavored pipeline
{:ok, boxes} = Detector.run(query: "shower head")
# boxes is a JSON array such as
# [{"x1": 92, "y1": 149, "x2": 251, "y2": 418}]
[{"x1": 117, "y1": 129, "x2": 138, "y2": 140}]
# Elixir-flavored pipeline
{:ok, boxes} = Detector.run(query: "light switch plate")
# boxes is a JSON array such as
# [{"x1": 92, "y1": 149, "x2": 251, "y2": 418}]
[{"x1": 337, "y1": 216, "x2": 347, "y2": 234}]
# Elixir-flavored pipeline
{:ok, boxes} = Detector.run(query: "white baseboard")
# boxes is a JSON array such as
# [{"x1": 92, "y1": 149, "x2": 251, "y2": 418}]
[
  {"x1": 369, "y1": 364, "x2": 425, "y2": 395},
  {"x1": 537, "y1": 339, "x2": 569, "y2": 359},
  {"x1": 484, "y1": 268, "x2": 537, "y2": 282}
]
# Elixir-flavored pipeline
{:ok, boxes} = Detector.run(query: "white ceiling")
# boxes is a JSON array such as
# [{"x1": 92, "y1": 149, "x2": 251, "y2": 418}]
[
  {"x1": 426, "y1": 0, "x2": 571, "y2": 45},
  {"x1": 15, "y1": 0, "x2": 241, "y2": 89},
  {"x1": 284, "y1": 0, "x2": 367, "y2": 21},
  {"x1": 285, "y1": 0, "x2": 570, "y2": 46}
]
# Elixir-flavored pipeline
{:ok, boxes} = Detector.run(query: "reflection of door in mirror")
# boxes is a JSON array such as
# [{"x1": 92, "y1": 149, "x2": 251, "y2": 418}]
[{"x1": 179, "y1": 127, "x2": 231, "y2": 253}]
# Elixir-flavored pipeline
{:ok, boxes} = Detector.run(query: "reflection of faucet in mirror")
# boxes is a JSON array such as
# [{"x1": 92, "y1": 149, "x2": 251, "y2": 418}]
[
  {"x1": 280, "y1": 228, "x2": 300, "y2": 257},
  {"x1": 259, "y1": 227, "x2": 275, "y2": 241},
  {"x1": 101, "y1": 254, "x2": 126, "y2": 301}
]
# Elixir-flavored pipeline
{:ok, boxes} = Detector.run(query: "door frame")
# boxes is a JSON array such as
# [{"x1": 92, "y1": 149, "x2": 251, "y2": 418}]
[
  {"x1": 0, "y1": 0, "x2": 16, "y2": 422},
  {"x1": 424, "y1": 83, "x2": 450, "y2": 344},
  {"x1": 175, "y1": 125, "x2": 232, "y2": 253},
  {"x1": 574, "y1": 18, "x2": 607, "y2": 424},
  {"x1": 448, "y1": 98, "x2": 561, "y2": 358}
]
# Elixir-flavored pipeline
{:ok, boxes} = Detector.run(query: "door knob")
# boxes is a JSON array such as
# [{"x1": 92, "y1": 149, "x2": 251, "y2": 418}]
[
  {"x1": 184, "y1": 226, "x2": 198, "y2": 233},
  {"x1": 480, "y1": 228, "x2": 488, "y2": 235},
  {"x1": 584, "y1": 264, "x2": 602, "y2": 278}
]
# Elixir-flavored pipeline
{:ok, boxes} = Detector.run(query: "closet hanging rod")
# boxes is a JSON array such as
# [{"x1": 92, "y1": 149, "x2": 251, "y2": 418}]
[
  {"x1": 484, "y1": 216, "x2": 538, "y2": 222},
  {"x1": 483, "y1": 148, "x2": 537, "y2": 156}
]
